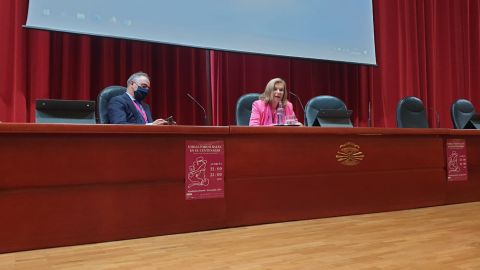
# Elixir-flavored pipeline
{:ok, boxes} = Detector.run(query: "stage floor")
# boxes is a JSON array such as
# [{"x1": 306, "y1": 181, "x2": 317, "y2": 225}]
[{"x1": 2, "y1": 202, "x2": 480, "y2": 269}]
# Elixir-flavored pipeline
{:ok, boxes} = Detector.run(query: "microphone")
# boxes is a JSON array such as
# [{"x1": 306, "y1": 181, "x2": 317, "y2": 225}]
[
  {"x1": 186, "y1": 93, "x2": 208, "y2": 125},
  {"x1": 289, "y1": 91, "x2": 305, "y2": 113},
  {"x1": 427, "y1": 108, "x2": 440, "y2": 128}
]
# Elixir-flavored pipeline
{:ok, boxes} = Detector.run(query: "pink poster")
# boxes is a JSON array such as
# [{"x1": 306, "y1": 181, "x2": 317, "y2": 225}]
[
  {"x1": 185, "y1": 140, "x2": 224, "y2": 200},
  {"x1": 446, "y1": 139, "x2": 468, "y2": 181}
]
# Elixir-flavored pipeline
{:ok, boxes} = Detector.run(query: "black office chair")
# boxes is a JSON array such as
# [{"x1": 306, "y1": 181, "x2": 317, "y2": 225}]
[
  {"x1": 236, "y1": 93, "x2": 260, "y2": 126},
  {"x1": 97, "y1": 85, "x2": 126, "y2": 124},
  {"x1": 304, "y1": 95, "x2": 352, "y2": 127},
  {"x1": 451, "y1": 99, "x2": 476, "y2": 129},
  {"x1": 396, "y1": 96, "x2": 428, "y2": 128}
]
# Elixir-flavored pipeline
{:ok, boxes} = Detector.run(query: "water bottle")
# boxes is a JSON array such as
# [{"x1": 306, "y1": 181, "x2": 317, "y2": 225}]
[{"x1": 276, "y1": 104, "x2": 285, "y2": 125}]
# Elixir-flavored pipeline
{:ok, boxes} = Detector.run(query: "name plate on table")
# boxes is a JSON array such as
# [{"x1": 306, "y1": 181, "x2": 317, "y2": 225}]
[
  {"x1": 464, "y1": 114, "x2": 480, "y2": 129},
  {"x1": 315, "y1": 109, "x2": 353, "y2": 127}
]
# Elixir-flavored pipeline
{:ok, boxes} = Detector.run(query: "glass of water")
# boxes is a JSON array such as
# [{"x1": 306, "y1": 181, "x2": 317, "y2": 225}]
[{"x1": 285, "y1": 115, "x2": 298, "y2": 125}]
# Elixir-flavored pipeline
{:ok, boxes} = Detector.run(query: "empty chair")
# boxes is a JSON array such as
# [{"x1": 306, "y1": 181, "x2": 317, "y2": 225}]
[
  {"x1": 396, "y1": 96, "x2": 428, "y2": 128},
  {"x1": 97, "y1": 86, "x2": 127, "y2": 124},
  {"x1": 236, "y1": 93, "x2": 260, "y2": 126},
  {"x1": 451, "y1": 99, "x2": 477, "y2": 129},
  {"x1": 304, "y1": 95, "x2": 352, "y2": 127}
]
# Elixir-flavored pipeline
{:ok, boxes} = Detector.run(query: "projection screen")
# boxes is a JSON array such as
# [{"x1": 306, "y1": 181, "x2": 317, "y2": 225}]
[{"x1": 25, "y1": 0, "x2": 376, "y2": 65}]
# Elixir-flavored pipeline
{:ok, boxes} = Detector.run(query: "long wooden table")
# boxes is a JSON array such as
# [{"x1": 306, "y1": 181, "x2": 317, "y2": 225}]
[{"x1": 1, "y1": 124, "x2": 479, "y2": 253}]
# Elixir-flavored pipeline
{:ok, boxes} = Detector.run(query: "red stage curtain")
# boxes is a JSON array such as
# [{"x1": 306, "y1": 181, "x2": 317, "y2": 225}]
[
  {"x1": 2, "y1": 0, "x2": 480, "y2": 127},
  {"x1": 0, "y1": 0, "x2": 209, "y2": 125},
  {"x1": 211, "y1": 0, "x2": 480, "y2": 127},
  {"x1": 210, "y1": 51, "x2": 367, "y2": 126}
]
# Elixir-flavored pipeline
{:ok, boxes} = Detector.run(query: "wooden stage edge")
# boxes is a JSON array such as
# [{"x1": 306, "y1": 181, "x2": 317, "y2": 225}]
[{"x1": 0, "y1": 124, "x2": 479, "y2": 253}]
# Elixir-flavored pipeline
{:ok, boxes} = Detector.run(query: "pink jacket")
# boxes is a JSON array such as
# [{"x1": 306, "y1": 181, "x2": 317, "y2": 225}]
[{"x1": 249, "y1": 100, "x2": 297, "y2": 126}]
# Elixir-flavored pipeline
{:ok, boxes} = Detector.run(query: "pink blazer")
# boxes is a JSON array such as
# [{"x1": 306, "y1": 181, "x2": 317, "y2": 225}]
[{"x1": 249, "y1": 100, "x2": 297, "y2": 126}]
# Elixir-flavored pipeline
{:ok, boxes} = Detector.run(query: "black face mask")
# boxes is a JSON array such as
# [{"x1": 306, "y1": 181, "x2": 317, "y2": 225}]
[{"x1": 134, "y1": 87, "x2": 149, "y2": 101}]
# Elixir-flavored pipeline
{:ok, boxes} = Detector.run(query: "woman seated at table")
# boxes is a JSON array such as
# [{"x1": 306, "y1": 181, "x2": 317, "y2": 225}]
[{"x1": 249, "y1": 78, "x2": 301, "y2": 126}]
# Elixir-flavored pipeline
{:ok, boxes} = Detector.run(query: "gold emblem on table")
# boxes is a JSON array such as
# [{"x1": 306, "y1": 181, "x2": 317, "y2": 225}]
[{"x1": 336, "y1": 142, "x2": 364, "y2": 166}]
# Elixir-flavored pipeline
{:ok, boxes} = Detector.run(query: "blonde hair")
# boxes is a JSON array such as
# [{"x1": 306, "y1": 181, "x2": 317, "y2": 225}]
[{"x1": 259, "y1": 78, "x2": 288, "y2": 106}]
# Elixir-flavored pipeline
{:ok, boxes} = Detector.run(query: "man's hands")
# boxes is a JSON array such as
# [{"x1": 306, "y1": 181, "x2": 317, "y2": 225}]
[{"x1": 152, "y1": 117, "x2": 176, "y2": 125}]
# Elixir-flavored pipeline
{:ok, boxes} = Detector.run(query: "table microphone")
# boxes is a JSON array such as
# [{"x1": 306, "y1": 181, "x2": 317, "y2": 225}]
[
  {"x1": 427, "y1": 107, "x2": 440, "y2": 128},
  {"x1": 186, "y1": 93, "x2": 208, "y2": 125},
  {"x1": 289, "y1": 91, "x2": 305, "y2": 113}
]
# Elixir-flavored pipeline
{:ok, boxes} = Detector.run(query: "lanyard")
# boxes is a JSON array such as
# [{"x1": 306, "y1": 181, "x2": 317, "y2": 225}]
[{"x1": 132, "y1": 100, "x2": 147, "y2": 122}]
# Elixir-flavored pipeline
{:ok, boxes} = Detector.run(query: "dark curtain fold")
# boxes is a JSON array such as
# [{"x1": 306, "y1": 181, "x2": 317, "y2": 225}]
[{"x1": 2, "y1": 0, "x2": 480, "y2": 127}]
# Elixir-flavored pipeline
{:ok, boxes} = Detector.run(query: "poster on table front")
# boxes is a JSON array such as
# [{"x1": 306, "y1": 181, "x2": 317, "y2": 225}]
[
  {"x1": 446, "y1": 139, "x2": 468, "y2": 181},
  {"x1": 185, "y1": 140, "x2": 224, "y2": 200}
]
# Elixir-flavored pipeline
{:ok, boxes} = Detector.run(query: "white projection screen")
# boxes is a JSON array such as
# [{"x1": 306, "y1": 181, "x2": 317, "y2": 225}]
[{"x1": 25, "y1": 0, "x2": 376, "y2": 65}]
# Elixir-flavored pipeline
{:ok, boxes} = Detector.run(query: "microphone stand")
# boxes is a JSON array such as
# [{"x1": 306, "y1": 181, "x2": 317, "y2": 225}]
[
  {"x1": 186, "y1": 93, "x2": 208, "y2": 125},
  {"x1": 368, "y1": 101, "x2": 371, "y2": 127},
  {"x1": 427, "y1": 107, "x2": 440, "y2": 128},
  {"x1": 289, "y1": 91, "x2": 305, "y2": 113}
]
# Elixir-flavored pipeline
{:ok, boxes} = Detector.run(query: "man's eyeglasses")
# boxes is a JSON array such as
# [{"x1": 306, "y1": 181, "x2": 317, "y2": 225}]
[{"x1": 135, "y1": 82, "x2": 150, "y2": 89}]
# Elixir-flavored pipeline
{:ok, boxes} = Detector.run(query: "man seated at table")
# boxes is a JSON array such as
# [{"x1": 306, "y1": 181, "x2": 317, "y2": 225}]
[{"x1": 108, "y1": 71, "x2": 170, "y2": 125}]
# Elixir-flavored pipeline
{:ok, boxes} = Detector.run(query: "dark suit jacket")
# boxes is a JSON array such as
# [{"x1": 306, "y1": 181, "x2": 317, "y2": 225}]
[{"x1": 107, "y1": 93, "x2": 153, "y2": 124}]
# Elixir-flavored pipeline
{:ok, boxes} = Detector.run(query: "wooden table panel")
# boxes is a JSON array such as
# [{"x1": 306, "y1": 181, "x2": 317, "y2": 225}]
[
  {"x1": 0, "y1": 124, "x2": 479, "y2": 253},
  {"x1": 226, "y1": 169, "x2": 446, "y2": 226},
  {"x1": 0, "y1": 182, "x2": 226, "y2": 253},
  {"x1": 226, "y1": 132, "x2": 444, "y2": 178}
]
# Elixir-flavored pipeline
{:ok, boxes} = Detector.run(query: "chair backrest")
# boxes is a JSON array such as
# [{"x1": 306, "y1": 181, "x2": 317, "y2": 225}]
[
  {"x1": 304, "y1": 95, "x2": 348, "y2": 126},
  {"x1": 451, "y1": 99, "x2": 476, "y2": 129},
  {"x1": 396, "y1": 96, "x2": 428, "y2": 128},
  {"x1": 236, "y1": 93, "x2": 260, "y2": 126},
  {"x1": 97, "y1": 85, "x2": 127, "y2": 124}
]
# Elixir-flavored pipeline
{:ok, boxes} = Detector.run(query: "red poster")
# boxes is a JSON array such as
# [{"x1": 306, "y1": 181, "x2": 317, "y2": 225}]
[
  {"x1": 185, "y1": 140, "x2": 224, "y2": 200},
  {"x1": 446, "y1": 139, "x2": 468, "y2": 181}
]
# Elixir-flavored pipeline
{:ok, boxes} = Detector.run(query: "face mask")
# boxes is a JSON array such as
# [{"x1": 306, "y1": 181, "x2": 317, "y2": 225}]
[{"x1": 134, "y1": 87, "x2": 149, "y2": 101}]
